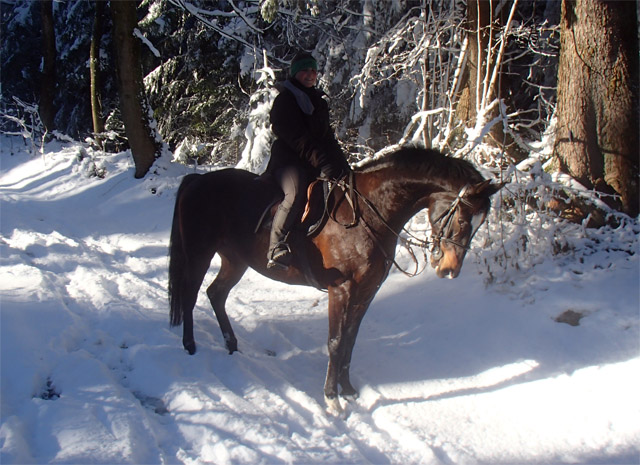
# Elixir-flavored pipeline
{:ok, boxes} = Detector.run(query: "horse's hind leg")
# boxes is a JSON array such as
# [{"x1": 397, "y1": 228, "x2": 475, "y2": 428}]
[
  {"x1": 207, "y1": 254, "x2": 248, "y2": 354},
  {"x1": 181, "y1": 257, "x2": 214, "y2": 355}
]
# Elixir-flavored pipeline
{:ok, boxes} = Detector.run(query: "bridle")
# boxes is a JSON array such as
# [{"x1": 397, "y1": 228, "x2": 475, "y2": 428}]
[
  {"x1": 429, "y1": 184, "x2": 476, "y2": 261},
  {"x1": 326, "y1": 175, "x2": 479, "y2": 277}
]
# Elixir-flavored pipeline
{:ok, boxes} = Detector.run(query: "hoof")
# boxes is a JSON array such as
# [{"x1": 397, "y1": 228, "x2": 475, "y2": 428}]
[
  {"x1": 341, "y1": 391, "x2": 359, "y2": 403},
  {"x1": 324, "y1": 395, "x2": 344, "y2": 416},
  {"x1": 224, "y1": 334, "x2": 238, "y2": 354},
  {"x1": 340, "y1": 386, "x2": 359, "y2": 400},
  {"x1": 184, "y1": 341, "x2": 196, "y2": 355}
]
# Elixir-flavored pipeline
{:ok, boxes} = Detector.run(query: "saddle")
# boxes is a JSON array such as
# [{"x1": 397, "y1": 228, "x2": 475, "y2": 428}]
[{"x1": 254, "y1": 179, "x2": 331, "y2": 236}]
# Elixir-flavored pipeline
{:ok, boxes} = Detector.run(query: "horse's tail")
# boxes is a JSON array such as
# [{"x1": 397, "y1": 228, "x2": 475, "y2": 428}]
[{"x1": 168, "y1": 174, "x2": 198, "y2": 327}]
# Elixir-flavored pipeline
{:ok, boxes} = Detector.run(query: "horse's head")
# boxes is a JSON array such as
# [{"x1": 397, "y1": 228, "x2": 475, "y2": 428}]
[{"x1": 428, "y1": 180, "x2": 502, "y2": 279}]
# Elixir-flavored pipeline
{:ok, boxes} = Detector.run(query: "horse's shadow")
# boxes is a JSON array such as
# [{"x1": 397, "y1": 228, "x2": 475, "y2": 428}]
[
  {"x1": 187, "y1": 256, "x2": 636, "y2": 412},
  {"x1": 347, "y1": 268, "x2": 637, "y2": 404}
]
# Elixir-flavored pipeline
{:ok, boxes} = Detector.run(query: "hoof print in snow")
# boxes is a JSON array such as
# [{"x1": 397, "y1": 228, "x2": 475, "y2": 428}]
[
  {"x1": 133, "y1": 391, "x2": 169, "y2": 416},
  {"x1": 265, "y1": 349, "x2": 277, "y2": 357},
  {"x1": 38, "y1": 378, "x2": 60, "y2": 400},
  {"x1": 555, "y1": 309, "x2": 585, "y2": 327}
]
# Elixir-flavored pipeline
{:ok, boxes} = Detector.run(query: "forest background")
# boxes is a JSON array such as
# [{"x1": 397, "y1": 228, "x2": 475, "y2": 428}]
[
  {"x1": 1, "y1": 2, "x2": 639, "y2": 461},
  {"x1": 1, "y1": 0, "x2": 639, "y2": 275}
]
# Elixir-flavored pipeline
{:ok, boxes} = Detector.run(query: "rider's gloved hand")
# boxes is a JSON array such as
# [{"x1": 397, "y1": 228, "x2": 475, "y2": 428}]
[{"x1": 320, "y1": 163, "x2": 344, "y2": 181}]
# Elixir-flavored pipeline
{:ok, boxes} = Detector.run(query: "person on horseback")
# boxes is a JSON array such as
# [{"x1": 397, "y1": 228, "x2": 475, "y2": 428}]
[{"x1": 265, "y1": 51, "x2": 351, "y2": 269}]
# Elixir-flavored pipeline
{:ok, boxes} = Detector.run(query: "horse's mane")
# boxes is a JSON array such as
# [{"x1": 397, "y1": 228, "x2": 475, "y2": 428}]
[{"x1": 356, "y1": 147, "x2": 484, "y2": 184}]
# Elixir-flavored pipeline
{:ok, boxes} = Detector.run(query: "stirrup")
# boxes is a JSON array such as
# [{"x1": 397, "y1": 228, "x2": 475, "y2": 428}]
[{"x1": 267, "y1": 242, "x2": 291, "y2": 270}]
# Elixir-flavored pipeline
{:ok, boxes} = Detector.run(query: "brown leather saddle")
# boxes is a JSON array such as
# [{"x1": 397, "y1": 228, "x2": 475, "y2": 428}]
[{"x1": 254, "y1": 179, "x2": 330, "y2": 236}]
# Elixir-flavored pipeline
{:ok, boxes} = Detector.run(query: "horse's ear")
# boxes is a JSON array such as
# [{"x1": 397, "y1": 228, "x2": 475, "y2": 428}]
[{"x1": 467, "y1": 180, "x2": 504, "y2": 197}]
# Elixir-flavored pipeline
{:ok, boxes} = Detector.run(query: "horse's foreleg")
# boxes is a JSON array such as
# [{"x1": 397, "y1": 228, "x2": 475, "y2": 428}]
[
  {"x1": 324, "y1": 285, "x2": 346, "y2": 405},
  {"x1": 207, "y1": 254, "x2": 247, "y2": 354},
  {"x1": 336, "y1": 304, "x2": 368, "y2": 399},
  {"x1": 324, "y1": 282, "x2": 374, "y2": 411},
  {"x1": 324, "y1": 282, "x2": 363, "y2": 407}
]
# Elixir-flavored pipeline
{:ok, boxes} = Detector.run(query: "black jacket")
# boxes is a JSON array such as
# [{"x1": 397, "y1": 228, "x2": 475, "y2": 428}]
[{"x1": 265, "y1": 78, "x2": 349, "y2": 179}]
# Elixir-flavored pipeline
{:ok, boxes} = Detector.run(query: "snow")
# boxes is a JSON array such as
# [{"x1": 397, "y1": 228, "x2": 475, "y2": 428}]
[
  {"x1": 1, "y1": 136, "x2": 639, "y2": 464},
  {"x1": 135, "y1": 29, "x2": 161, "y2": 59}
]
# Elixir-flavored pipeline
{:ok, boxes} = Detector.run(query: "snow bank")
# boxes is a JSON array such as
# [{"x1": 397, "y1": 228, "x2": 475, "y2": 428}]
[{"x1": 1, "y1": 136, "x2": 638, "y2": 464}]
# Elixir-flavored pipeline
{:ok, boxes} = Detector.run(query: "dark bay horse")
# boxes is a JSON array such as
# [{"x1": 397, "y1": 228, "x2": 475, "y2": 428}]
[{"x1": 168, "y1": 146, "x2": 501, "y2": 411}]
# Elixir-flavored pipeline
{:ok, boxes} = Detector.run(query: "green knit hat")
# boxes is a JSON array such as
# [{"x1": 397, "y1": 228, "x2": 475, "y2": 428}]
[{"x1": 290, "y1": 53, "x2": 318, "y2": 77}]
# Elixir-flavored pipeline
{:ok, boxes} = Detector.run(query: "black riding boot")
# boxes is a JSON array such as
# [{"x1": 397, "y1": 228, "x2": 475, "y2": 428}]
[{"x1": 268, "y1": 203, "x2": 294, "y2": 269}]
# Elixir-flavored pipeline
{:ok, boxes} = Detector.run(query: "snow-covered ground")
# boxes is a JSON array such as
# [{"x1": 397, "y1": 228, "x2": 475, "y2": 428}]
[{"x1": 1, "y1": 136, "x2": 638, "y2": 464}]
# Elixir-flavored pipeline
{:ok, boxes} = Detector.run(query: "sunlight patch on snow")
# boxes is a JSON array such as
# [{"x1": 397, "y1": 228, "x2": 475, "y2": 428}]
[
  {"x1": 370, "y1": 358, "x2": 640, "y2": 464},
  {"x1": 0, "y1": 263, "x2": 48, "y2": 298},
  {"x1": 364, "y1": 359, "x2": 540, "y2": 406}
]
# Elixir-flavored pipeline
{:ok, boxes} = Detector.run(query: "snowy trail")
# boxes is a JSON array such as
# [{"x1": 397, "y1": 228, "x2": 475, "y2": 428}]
[{"x1": 1, "y1": 138, "x2": 639, "y2": 464}]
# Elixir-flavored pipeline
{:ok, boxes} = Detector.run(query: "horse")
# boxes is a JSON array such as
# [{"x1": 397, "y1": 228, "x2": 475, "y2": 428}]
[{"x1": 168, "y1": 146, "x2": 502, "y2": 411}]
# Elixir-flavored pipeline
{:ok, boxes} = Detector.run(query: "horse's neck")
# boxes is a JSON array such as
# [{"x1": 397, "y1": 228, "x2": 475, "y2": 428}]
[{"x1": 355, "y1": 169, "x2": 443, "y2": 231}]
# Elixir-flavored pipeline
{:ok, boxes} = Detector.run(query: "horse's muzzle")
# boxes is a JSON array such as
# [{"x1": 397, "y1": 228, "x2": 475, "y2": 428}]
[
  {"x1": 436, "y1": 266, "x2": 460, "y2": 279},
  {"x1": 433, "y1": 245, "x2": 462, "y2": 279}
]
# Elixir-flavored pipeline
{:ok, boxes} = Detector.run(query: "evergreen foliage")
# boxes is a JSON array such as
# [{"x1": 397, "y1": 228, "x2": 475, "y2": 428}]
[{"x1": 1, "y1": 0, "x2": 558, "y2": 163}]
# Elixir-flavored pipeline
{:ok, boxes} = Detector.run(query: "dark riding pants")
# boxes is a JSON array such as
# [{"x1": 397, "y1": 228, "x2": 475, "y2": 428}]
[{"x1": 270, "y1": 166, "x2": 308, "y2": 251}]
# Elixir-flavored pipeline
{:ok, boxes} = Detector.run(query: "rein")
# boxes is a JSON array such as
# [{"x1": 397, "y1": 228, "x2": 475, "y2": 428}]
[{"x1": 323, "y1": 175, "x2": 472, "y2": 278}]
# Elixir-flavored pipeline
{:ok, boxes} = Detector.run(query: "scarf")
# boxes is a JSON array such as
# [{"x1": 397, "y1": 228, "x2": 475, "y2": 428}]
[{"x1": 283, "y1": 80, "x2": 315, "y2": 115}]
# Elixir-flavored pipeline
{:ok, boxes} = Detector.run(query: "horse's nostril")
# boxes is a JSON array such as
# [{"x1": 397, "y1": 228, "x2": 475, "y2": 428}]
[{"x1": 436, "y1": 266, "x2": 460, "y2": 279}]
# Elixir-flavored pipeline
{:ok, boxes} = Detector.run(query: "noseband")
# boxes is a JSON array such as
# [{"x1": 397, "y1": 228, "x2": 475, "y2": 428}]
[{"x1": 430, "y1": 184, "x2": 475, "y2": 260}]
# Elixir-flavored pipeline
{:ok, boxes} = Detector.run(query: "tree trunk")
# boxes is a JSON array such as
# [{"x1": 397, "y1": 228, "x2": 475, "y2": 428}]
[
  {"x1": 554, "y1": 0, "x2": 639, "y2": 216},
  {"x1": 90, "y1": 0, "x2": 105, "y2": 145},
  {"x1": 40, "y1": 0, "x2": 56, "y2": 132},
  {"x1": 456, "y1": 0, "x2": 492, "y2": 125},
  {"x1": 110, "y1": 0, "x2": 159, "y2": 178},
  {"x1": 455, "y1": 1, "x2": 523, "y2": 161}
]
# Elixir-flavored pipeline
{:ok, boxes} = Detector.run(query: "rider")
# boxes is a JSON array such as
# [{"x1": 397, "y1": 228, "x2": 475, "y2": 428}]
[{"x1": 265, "y1": 51, "x2": 351, "y2": 269}]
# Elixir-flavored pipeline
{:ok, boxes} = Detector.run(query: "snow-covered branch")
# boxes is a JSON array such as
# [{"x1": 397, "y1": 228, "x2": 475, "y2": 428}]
[{"x1": 167, "y1": 0, "x2": 260, "y2": 50}]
